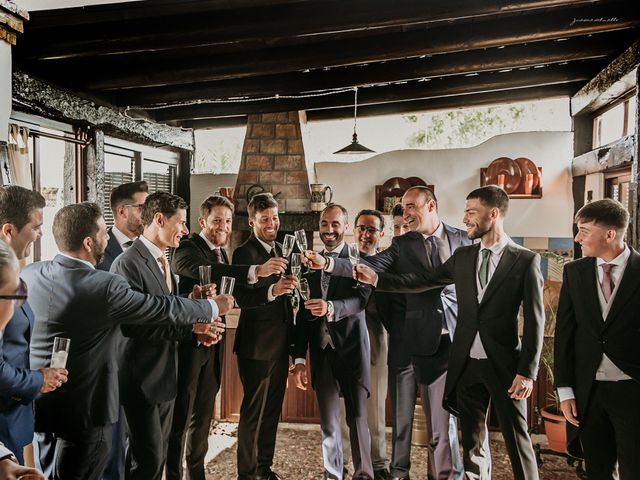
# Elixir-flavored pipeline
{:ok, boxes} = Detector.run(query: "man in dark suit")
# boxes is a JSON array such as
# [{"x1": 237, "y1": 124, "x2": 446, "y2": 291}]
[
  {"x1": 313, "y1": 187, "x2": 467, "y2": 480},
  {"x1": 167, "y1": 194, "x2": 286, "y2": 480},
  {"x1": 23, "y1": 202, "x2": 232, "y2": 480},
  {"x1": 293, "y1": 204, "x2": 373, "y2": 480},
  {"x1": 96, "y1": 180, "x2": 148, "y2": 480},
  {"x1": 98, "y1": 180, "x2": 148, "y2": 272},
  {"x1": 0, "y1": 186, "x2": 67, "y2": 465},
  {"x1": 339, "y1": 209, "x2": 389, "y2": 480},
  {"x1": 232, "y1": 193, "x2": 299, "y2": 480},
  {"x1": 356, "y1": 186, "x2": 544, "y2": 480},
  {"x1": 111, "y1": 192, "x2": 226, "y2": 480},
  {"x1": 555, "y1": 199, "x2": 640, "y2": 479}
]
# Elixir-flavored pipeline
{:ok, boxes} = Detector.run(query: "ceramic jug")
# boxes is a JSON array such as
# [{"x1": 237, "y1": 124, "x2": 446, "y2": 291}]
[{"x1": 309, "y1": 184, "x2": 333, "y2": 211}]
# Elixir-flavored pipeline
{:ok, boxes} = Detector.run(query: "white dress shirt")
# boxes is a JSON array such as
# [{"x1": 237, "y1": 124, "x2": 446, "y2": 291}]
[
  {"x1": 558, "y1": 245, "x2": 632, "y2": 402},
  {"x1": 469, "y1": 235, "x2": 511, "y2": 359},
  {"x1": 111, "y1": 226, "x2": 135, "y2": 250}
]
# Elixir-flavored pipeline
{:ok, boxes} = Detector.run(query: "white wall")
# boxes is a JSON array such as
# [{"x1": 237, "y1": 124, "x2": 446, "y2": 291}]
[
  {"x1": 189, "y1": 172, "x2": 237, "y2": 228},
  {"x1": 315, "y1": 131, "x2": 574, "y2": 239},
  {"x1": 1, "y1": 42, "x2": 11, "y2": 142}
]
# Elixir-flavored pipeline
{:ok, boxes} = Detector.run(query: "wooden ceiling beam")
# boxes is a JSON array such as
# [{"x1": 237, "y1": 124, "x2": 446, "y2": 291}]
[
  {"x1": 20, "y1": 0, "x2": 602, "y2": 60},
  {"x1": 107, "y1": 35, "x2": 623, "y2": 107},
  {"x1": 150, "y1": 63, "x2": 596, "y2": 121},
  {"x1": 66, "y1": 5, "x2": 638, "y2": 91}
]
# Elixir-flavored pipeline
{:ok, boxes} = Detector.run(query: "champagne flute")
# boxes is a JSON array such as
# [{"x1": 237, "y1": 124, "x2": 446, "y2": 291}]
[
  {"x1": 348, "y1": 243, "x2": 362, "y2": 288},
  {"x1": 290, "y1": 253, "x2": 302, "y2": 278},
  {"x1": 282, "y1": 234, "x2": 296, "y2": 258},
  {"x1": 198, "y1": 265, "x2": 211, "y2": 286},
  {"x1": 294, "y1": 229, "x2": 311, "y2": 273},
  {"x1": 299, "y1": 278, "x2": 310, "y2": 301},
  {"x1": 220, "y1": 276, "x2": 235, "y2": 295}
]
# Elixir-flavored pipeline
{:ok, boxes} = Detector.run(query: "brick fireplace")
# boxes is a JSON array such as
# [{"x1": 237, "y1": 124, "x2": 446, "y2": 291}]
[{"x1": 231, "y1": 111, "x2": 319, "y2": 249}]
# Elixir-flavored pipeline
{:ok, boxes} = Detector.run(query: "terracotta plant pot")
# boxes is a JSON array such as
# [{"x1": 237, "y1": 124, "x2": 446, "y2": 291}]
[{"x1": 541, "y1": 405, "x2": 567, "y2": 453}]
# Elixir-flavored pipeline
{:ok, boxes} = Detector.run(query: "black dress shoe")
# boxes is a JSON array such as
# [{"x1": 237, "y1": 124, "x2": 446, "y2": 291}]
[
  {"x1": 255, "y1": 470, "x2": 281, "y2": 480},
  {"x1": 374, "y1": 469, "x2": 391, "y2": 480}
]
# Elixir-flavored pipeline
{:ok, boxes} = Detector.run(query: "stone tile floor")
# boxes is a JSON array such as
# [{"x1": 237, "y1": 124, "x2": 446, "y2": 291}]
[{"x1": 204, "y1": 422, "x2": 582, "y2": 479}]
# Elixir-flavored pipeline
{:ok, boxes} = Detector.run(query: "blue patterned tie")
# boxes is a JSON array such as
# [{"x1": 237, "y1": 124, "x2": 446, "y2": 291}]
[{"x1": 426, "y1": 236, "x2": 441, "y2": 268}]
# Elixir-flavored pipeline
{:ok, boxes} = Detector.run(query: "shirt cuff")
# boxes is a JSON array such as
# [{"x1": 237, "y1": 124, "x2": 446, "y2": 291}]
[
  {"x1": 557, "y1": 387, "x2": 575, "y2": 403},
  {"x1": 325, "y1": 257, "x2": 335, "y2": 273},
  {"x1": 247, "y1": 265, "x2": 258, "y2": 284},
  {"x1": 206, "y1": 299, "x2": 219, "y2": 321},
  {"x1": 326, "y1": 301, "x2": 335, "y2": 322},
  {"x1": 267, "y1": 284, "x2": 277, "y2": 302},
  {"x1": 294, "y1": 358, "x2": 306, "y2": 366}
]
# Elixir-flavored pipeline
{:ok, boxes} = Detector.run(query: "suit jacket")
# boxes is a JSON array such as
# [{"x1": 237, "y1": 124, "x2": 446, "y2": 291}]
[
  {"x1": 170, "y1": 233, "x2": 249, "y2": 295},
  {"x1": 554, "y1": 248, "x2": 640, "y2": 456},
  {"x1": 295, "y1": 245, "x2": 372, "y2": 392},
  {"x1": 97, "y1": 227, "x2": 125, "y2": 272},
  {"x1": 0, "y1": 300, "x2": 43, "y2": 449},
  {"x1": 112, "y1": 238, "x2": 198, "y2": 405},
  {"x1": 334, "y1": 226, "x2": 470, "y2": 365},
  {"x1": 232, "y1": 235, "x2": 294, "y2": 361},
  {"x1": 22, "y1": 254, "x2": 212, "y2": 433},
  {"x1": 376, "y1": 241, "x2": 544, "y2": 415}
]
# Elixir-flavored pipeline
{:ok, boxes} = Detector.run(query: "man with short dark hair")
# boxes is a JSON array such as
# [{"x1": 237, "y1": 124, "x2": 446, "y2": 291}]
[
  {"x1": 97, "y1": 180, "x2": 148, "y2": 480},
  {"x1": 0, "y1": 185, "x2": 67, "y2": 465},
  {"x1": 233, "y1": 193, "x2": 298, "y2": 480},
  {"x1": 112, "y1": 192, "x2": 225, "y2": 480},
  {"x1": 293, "y1": 204, "x2": 373, "y2": 480},
  {"x1": 23, "y1": 202, "x2": 232, "y2": 480},
  {"x1": 98, "y1": 181, "x2": 149, "y2": 272},
  {"x1": 555, "y1": 198, "x2": 640, "y2": 479},
  {"x1": 391, "y1": 204, "x2": 409, "y2": 237},
  {"x1": 357, "y1": 186, "x2": 544, "y2": 480},
  {"x1": 167, "y1": 195, "x2": 287, "y2": 480}
]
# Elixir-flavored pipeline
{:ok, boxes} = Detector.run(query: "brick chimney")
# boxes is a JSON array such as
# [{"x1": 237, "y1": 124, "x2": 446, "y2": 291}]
[
  {"x1": 231, "y1": 111, "x2": 319, "y2": 250},
  {"x1": 233, "y1": 112, "x2": 311, "y2": 213}
]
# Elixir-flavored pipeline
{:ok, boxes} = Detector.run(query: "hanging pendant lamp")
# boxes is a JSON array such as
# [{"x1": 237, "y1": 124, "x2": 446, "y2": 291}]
[{"x1": 334, "y1": 87, "x2": 375, "y2": 154}]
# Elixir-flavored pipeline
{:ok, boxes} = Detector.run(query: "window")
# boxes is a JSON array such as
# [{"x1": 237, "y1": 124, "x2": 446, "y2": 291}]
[
  {"x1": 103, "y1": 137, "x2": 180, "y2": 227},
  {"x1": 593, "y1": 95, "x2": 636, "y2": 148}
]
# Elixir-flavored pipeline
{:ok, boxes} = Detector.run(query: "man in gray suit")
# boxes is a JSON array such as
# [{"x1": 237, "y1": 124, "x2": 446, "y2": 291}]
[{"x1": 23, "y1": 203, "x2": 231, "y2": 480}]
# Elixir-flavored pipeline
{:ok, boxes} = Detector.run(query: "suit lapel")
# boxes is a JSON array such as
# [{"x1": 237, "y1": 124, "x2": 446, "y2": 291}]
[
  {"x1": 407, "y1": 231, "x2": 430, "y2": 268},
  {"x1": 249, "y1": 235, "x2": 273, "y2": 262},
  {"x1": 132, "y1": 240, "x2": 171, "y2": 295},
  {"x1": 603, "y1": 249, "x2": 640, "y2": 329},
  {"x1": 573, "y1": 257, "x2": 605, "y2": 327},
  {"x1": 105, "y1": 229, "x2": 124, "y2": 262},
  {"x1": 444, "y1": 223, "x2": 461, "y2": 252},
  {"x1": 480, "y1": 242, "x2": 521, "y2": 306}
]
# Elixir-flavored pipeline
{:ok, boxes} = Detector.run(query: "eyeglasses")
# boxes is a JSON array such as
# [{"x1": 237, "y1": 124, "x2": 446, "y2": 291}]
[
  {"x1": 355, "y1": 225, "x2": 380, "y2": 234},
  {"x1": 125, "y1": 203, "x2": 145, "y2": 209},
  {"x1": 0, "y1": 278, "x2": 28, "y2": 307}
]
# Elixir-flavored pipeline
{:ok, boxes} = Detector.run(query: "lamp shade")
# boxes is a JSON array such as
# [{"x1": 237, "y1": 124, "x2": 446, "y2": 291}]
[{"x1": 333, "y1": 133, "x2": 375, "y2": 154}]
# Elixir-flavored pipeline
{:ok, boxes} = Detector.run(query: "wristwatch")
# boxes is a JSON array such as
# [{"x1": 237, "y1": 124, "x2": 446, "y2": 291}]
[{"x1": 0, "y1": 452, "x2": 18, "y2": 463}]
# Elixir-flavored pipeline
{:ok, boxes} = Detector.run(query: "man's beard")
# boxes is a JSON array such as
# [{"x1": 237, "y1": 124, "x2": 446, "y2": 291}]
[
  {"x1": 320, "y1": 232, "x2": 343, "y2": 248},
  {"x1": 91, "y1": 241, "x2": 105, "y2": 265},
  {"x1": 127, "y1": 218, "x2": 144, "y2": 236}
]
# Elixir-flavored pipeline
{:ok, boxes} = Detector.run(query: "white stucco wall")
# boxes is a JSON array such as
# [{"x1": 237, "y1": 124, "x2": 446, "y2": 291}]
[
  {"x1": 189, "y1": 172, "x2": 237, "y2": 227},
  {"x1": 315, "y1": 131, "x2": 574, "y2": 239},
  {"x1": 1, "y1": 42, "x2": 11, "y2": 142}
]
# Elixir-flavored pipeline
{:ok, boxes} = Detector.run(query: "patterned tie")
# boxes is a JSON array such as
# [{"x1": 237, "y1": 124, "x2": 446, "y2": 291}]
[
  {"x1": 321, "y1": 252, "x2": 338, "y2": 298},
  {"x1": 212, "y1": 248, "x2": 223, "y2": 264},
  {"x1": 478, "y1": 249, "x2": 491, "y2": 289},
  {"x1": 601, "y1": 263, "x2": 614, "y2": 303},
  {"x1": 426, "y1": 236, "x2": 441, "y2": 268},
  {"x1": 158, "y1": 255, "x2": 173, "y2": 293}
]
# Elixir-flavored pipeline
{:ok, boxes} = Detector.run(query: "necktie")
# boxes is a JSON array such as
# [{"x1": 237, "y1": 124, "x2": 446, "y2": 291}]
[
  {"x1": 212, "y1": 248, "x2": 223, "y2": 264},
  {"x1": 321, "y1": 252, "x2": 338, "y2": 297},
  {"x1": 426, "y1": 236, "x2": 441, "y2": 268},
  {"x1": 158, "y1": 255, "x2": 173, "y2": 293},
  {"x1": 478, "y1": 249, "x2": 491, "y2": 289},
  {"x1": 601, "y1": 263, "x2": 614, "y2": 303}
]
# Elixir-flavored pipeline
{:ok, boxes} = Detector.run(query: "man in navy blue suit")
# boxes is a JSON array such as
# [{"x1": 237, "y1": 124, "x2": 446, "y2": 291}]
[
  {"x1": 96, "y1": 180, "x2": 149, "y2": 480},
  {"x1": 0, "y1": 185, "x2": 68, "y2": 464}
]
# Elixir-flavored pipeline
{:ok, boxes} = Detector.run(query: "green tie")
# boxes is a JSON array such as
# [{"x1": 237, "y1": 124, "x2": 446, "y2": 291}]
[{"x1": 478, "y1": 249, "x2": 491, "y2": 289}]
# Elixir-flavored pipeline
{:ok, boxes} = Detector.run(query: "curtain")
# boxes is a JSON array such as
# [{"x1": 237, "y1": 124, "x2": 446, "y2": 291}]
[{"x1": 7, "y1": 124, "x2": 33, "y2": 188}]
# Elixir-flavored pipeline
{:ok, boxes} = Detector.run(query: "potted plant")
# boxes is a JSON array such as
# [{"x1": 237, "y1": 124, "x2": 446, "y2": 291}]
[{"x1": 538, "y1": 252, "x2": 567, "y2": 453}]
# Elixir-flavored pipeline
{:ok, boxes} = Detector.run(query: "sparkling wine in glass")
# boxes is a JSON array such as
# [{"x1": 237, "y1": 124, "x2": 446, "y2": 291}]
[
  {"x1": 220, "y1": 276, "x2": 235, "y2": 295},
  {"x1": 299, "y1": 278, "x2": 310, "y2": 301},
  {"x1": 294, "y1": 229, "x2": 310, "y2": 273},
  {"x1": 290, "y1": 253, "x2": 302, "y2": 278},
  {"x1": 50, "y1": 337, "x2": 70, "y2": 368},
  {"x1": 348, "y1": 243, "x2": 362, "y2": 288}
]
